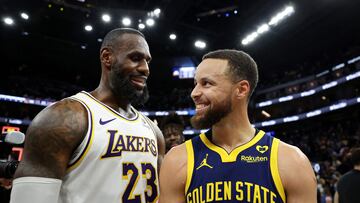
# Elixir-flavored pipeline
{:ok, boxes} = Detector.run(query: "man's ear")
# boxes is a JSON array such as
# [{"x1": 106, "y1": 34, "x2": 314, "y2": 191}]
[
  {"x1": 234, "y1": 80, "x2": 250, "y2": 100},
  {"x1": 100, "y1": 47, "x2": 113, "y2": 69}
]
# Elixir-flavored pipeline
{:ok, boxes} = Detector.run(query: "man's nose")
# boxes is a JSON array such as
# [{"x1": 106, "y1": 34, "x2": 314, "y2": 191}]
[
  {"x1": 138, "y1": 60, "x2": 150, "y2": 76},
  {"x1": 191, "y1": 85, "x2": 201, "y2": 100}
]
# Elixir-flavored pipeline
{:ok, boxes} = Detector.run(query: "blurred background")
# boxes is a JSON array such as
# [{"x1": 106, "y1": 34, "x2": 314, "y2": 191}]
[{"x1": 1, "y1": 0, "x2": 360, "y2": 202}]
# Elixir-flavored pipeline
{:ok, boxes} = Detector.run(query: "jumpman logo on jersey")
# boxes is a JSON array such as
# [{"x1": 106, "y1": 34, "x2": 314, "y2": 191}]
[{"x1": 196, "y1": 154, "x2": 213, "y2": 170}]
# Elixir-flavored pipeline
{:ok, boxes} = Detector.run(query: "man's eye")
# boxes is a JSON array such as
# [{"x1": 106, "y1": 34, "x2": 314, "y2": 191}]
[
  {"x1": 203, "y1": 81, "x2": 211, "y2": 86},
  {"x1": 132, "y1": 56, "x2": 140, "y2": 61}
]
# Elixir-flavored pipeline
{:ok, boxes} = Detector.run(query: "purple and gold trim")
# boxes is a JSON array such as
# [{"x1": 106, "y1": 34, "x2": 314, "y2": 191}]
[
  {"x1": 80, "y1": 91, "x2": 139, "y2": 122},
  {"x1": 66, "y1": 98, "x2": 94, "y2": 172}
]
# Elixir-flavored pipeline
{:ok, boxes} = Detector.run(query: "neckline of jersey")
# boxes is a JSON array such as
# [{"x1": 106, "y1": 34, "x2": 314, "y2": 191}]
[
  {"x1": 199, "y1": 129, "x2": 266, "y2": 162},
  {"x1": 80, "y1": 91, "x2": 139, "y2": 121}
]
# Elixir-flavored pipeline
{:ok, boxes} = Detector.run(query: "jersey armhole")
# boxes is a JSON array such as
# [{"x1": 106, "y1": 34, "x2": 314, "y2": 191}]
[
  {"x1": 185, "y1": 140, "x2": 194, "y2": 195},
  {"x1": 66, "y1": 97, "x2": 94, "y2": 172},
  {"x1": 270, "y1": 138, "x2": 286, "y2": 202}
]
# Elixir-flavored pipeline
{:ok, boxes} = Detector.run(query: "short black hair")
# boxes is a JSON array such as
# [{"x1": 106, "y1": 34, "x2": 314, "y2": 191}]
[
  {"x1": 202, "y1": 49, "x2": 258, "y2": 99},
  {"x1": 160, "y1": 112, "x2": 185, "y2": 130},
  {"x1": 350, "y1": 147, "x2": 360, "y2": 166},
  {"x1": 100, "y1": 28, "x2": 145, "y2": 50}
]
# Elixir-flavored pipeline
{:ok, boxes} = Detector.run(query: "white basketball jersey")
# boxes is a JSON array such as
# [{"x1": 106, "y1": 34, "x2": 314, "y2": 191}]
[{"x1": 58, "y1": 91, "x2": 159, "y2": 203}]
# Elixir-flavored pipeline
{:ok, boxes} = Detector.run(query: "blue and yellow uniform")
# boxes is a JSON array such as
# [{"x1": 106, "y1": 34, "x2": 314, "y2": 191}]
[{"x1": 185, "y1": 129, "x2": 285, "y2": 203}]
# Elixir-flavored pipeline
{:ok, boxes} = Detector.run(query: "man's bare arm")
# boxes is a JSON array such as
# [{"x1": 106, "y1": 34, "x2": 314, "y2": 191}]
[
  {"x1": 159, "y1": 144, "x2": 187, "y2": 203},
  {"x1": 14, "y1": 99, "x2": 88, "y2": 179},
  {"x1": 278, "y1": 142, "x2": 317, "y2": 203}
]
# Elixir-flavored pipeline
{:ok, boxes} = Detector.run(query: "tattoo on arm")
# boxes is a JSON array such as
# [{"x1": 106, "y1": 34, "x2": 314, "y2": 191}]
[{"x1": 14, "y1": 99, "x2": 88, "y2": 179}]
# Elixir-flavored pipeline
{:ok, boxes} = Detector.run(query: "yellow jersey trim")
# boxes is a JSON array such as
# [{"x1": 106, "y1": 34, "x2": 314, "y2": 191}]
[
  {"x1": 199, "y1": 130, "x2": 266, "y2": 163},
  {"x1": 185, "y1": 140, "x2": 194, "y2": 194},
  {"x1": 270, "y1": 138, "x2": 286, "y2": 202},
  {"x1": 80, "y1": 91, "x2": 140, "y2": 122},
  {"x1": 66, "y1": 98, "x2": 95, "y2": 172}
]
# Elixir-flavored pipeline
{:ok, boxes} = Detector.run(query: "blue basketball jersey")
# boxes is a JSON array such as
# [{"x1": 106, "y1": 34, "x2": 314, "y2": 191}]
[{"x1": 185, "y1": 130, "x2": 285, "y2": 203}]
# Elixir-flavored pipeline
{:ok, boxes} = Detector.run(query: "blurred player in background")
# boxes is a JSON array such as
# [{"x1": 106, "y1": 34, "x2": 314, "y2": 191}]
[{"x1": 161, "y1": 112, "x2": 185, "y2": 152}]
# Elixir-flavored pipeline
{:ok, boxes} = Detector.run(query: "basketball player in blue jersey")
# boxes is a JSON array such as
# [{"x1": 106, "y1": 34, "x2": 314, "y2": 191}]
[
  {"x1": 159, "y1": 49, "x2": 317, "y2": 203},
  {"x1": 10, "y1": 28, "x2": 165, "y2": 203}
]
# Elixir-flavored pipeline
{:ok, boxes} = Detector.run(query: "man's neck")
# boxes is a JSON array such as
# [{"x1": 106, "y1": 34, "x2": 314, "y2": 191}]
[{"x1": 211, "y1": 115, "x2": 255, "y2": 153}]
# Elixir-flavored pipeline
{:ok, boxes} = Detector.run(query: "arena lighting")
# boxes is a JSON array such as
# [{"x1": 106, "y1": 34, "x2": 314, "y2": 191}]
[
  {"x1": 146, "y1": 18, "x2": 155, "y2": 26},
  {"x1": 332, "y1": 63, "x2": 345, "y2": 71},
  {"x1": 194, "y1": 40, "x2": 206, "y2": 49},
  {"x1": 241, "y1": 32, "x2": 258, "y2": 45},
  {"x1": 84, "y1": 25, "x2": 93, "y2": 31},
  {"x1": 1, "y1": 96, "x2": 359, "y2": 131},
  {"x1": 241, "y1": 5, "x2": 295, "y2": 46},
  {"x1": 268, "y1": 6, "x2": 295, "y2": 26},
  {"x1": 261, "y1": 110, "x2": 271, "y2": 118},
  {"x1": 255, "y1": 70, "x2": 360, "y2": 108},
  {"x1": 154, "y1": 8, "x2": 161, "y2": 15},
  {"x1": 169, "y1": 33, "x2": 177, "y2": 40},
  {"x1": 257, "y1": 24, "x2": 269, "y2": 34},
  {"x1": 347, "y1": 55, "x2": 360, "y2": 64},
  {"x1": 138, "y1": 23, "x2": 145, "y2": 29},
  {"x1": 3, "y1": 17, "x2": 14, "y2": 25},
  {"x1": 1, "y1": 70, "x2": 359, "y2": 110},
  {"x1": 122, "y1": 17, "x2": 131, "y2": 26},
  {"x1": 102, "y1": 14, "x2": 111, "y2": 23},
  {"x1": 20, "y1": 12, "x2": 29, "y2": 20}
]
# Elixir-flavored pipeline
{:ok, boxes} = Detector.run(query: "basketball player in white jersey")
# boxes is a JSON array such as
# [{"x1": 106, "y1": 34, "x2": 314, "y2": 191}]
[{"x1": 10, "y1": 28, "x2": 165, "y2": 203}]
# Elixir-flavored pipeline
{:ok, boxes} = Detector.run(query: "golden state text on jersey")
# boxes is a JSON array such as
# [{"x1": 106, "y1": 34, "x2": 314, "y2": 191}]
[
  {"x1": 58, "y1": 91, "x2": 159, "y2": 203},
  {"x1": 185, "y1": 130, "x2": 285, "y2": 203}
]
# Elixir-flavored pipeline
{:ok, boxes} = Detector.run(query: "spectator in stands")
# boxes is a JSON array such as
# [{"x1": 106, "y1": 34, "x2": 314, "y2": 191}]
[
  {"x1": 334, "y1": 147, "x2": 360, "y2": 203},
  {"x1": 160, "y1": 112, "x2": 185, "y2": 152}
]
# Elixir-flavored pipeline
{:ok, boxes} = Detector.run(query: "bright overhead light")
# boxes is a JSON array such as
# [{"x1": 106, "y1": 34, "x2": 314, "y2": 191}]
[
  {"x1": 284, "y1": 6, "x2": 295, "y2": 15},
  {"x1": 269, "y1": 5, "x2": 295, "y2": 26},
  {"x1": 194, "y1": 40, "x2": 206, "y2": 49},
  {"x1": 169, "y1": 33, "x2": 176, "y2": 40},
  {"x1": 248, "y1": 32, "x2": 258, "y2": 41},
  {"x1": 138, "y1": 23, "x2": 145, "y2": 29},
  {"x1": 84, "y1": 25, "x2": 93, "y2": 31},
  {"x1": 122, "y1": 17, "x2": 131, "y2": 26},
  {"x1": 241, "y1": 39, "x2": 249, "y2": 45},
  {"x1": 257, "y1": 24, "x2": 270, "y2": 34},
  {"x1": 3, "y1": 17, "x2": 14, "y2": 25},
  {"x1": 241, "y1": 32, "x2": 258, "y2": 45},
  {"x1": 102, "y1": 14, "x2": 111, "y2": 22},
  {"x1": 20, "y1": 12, "x2": 29, "y2": 20},
  {"x1": 154, "y1": 8, "x2": 161, "y2": 15},
  {"x1": 146, "y1": 18, "x2": 155, "y2": 26},
  {"x1": 241, "y1": 5, "x2": 294, "y2": 46}
]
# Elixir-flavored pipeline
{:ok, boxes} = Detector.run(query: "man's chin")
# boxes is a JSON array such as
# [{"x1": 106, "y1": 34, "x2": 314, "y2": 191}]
[{"x1": 190, "y1": 115, "x2": 212, "y2": 129}]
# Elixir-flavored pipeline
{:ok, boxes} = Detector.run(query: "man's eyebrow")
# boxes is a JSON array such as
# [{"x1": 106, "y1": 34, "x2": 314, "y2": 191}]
[{"x1": 128, "y1": 50, "x2": 152, "y2": 61}]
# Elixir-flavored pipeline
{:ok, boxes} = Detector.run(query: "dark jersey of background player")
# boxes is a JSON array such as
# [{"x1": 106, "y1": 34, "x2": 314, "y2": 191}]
[{"x1": 334, "y1": 147, "x2": 360, "y2": 203}]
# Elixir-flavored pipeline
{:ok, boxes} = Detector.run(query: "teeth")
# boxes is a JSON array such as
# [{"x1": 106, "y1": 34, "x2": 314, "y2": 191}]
[{"x1": 196, "y1": 104, "x2": 207, "y2": 109}]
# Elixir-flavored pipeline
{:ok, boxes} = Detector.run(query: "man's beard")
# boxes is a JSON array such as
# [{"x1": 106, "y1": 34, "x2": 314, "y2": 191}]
[
  {"x1": 190, "y1": 97, "x2": 232, "y2": 129},
  {"x1": 109, "y1": 62, "x2": 149, "y2": 106}
]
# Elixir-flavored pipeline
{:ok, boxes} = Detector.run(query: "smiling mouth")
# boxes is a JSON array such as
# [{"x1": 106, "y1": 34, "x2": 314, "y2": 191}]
[
  {"x1": 195, "y1": 103, "x2": 210, "y2": 113},
  {"x1": 130, "y1": 76, "x2": 147, "y2": 89}
]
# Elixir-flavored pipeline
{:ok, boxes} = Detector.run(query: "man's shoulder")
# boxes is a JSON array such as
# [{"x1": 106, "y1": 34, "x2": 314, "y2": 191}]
[
  {"x1": 166, "y1": 142, "x2": 188, "y2": 159},
  {"x1": 277, "y1": 140, "x2": 316, "y2": 191}
]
